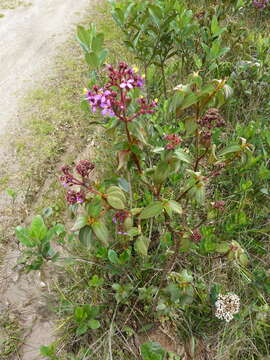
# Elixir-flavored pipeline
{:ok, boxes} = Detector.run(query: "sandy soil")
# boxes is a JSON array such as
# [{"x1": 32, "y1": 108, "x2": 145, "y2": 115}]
[
  {"x1": 0, "y1": 1, "x2": 91, "y2": 358},
  {"x1": 0, "y1": 0, "x2": 90, "y2": 136}
]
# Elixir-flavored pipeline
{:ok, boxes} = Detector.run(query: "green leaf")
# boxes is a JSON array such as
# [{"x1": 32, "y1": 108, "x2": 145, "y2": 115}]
[
  {"x1": 40, "y1": 344, "x2": 57, "y2": 358},
  {"x1": 107, "y1": 194, "x2": 125, "y2": 210},
  {"x1": 85, "y1": 52, "x2": 99, "y2": 68},
  {"x1": 6, "y1": 188, "x2": 16, "y2": 199},
  {"x1": 216, "y1": 242, "x2": 230, "y2": 253},
  {"x1": 79, "y1": 226, "x2": 93, "y2": 247},
  {"x1": 211, "y1": 15, "x2": 219, "y2": 35},
  {"x1": 88, "y1": 319, "x2": 101, "y2": 330},
  {"x1": 77, "y1": 25, "x2": 90, "y2": 51},
  {"x1": 117, "y1": 177, "x2": 130, "y2": 193},
  {"x1": 141, "y1": 341, "x2": 165, "y2": 360},
  {"x1": 71, "y1": 216, "x2": 88, "y2": 232},
  {"x1": 239, "y1": 253, "x2": 249, "y2": 266},
  {"x1": 29, "y1": 215, "x2": 47, "y2": 241},
  {"x1": 174, "y1": 149, "x2": 192, "y2": 163},
  {"x1": 134, "y1": 236, "x2": 150, "y2": 257},
  {"x1": 92, "y1": 33, "x2": 104, "y2": 51},
  {"x1": 179, "y1": 92, "x2": 198, "y2": 110},
  {"x1": 108, "y1": 249, "x2": 119, "y2": 264},
  {"x1": 166, "y1": 200, "x2": 182, "y2": 215},
  {"x1": 89, "y1": 275, "x2": 104, "y2": 288},
  {"x1": 139, "y1": 202, "x2": 163, "y2": 219},
  {"x1": 76, "y1": 323, "x2": 88, "y2": 336},
  {"x1": 99, "y1": 48, "x2": 108, "y2": 65},
  {"x1": 107, "y1": 186, "x2": 126, "y2": 203},
  {"x1": 15, "y1": 226, "x2": 35, "y2": 247},
  {"x1": 92, "y1": 221, "x2": 109, "y2": 246},
  {"x1": 219, "y1": 145, "x2": 241, "y2": 156},
  {"x1": 153, "y1": 160, "x2": 171, "y2": 185},
  {"x1": 184, "y1": 116, "x2": 197, "y2": 134},
  {"x1": 148, "y1": 6, "x2": 161, "y2": 27},
  {"x1": 87, "y1": 198, "x2": 102, "y2": 218}
]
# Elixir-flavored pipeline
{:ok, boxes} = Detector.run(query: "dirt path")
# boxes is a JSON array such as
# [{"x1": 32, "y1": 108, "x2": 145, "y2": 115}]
[
  {"x1": 0, "y1": 0, "x2": 92, "y2": 358},
  {"x1": 0, "y1": 0, "x2": 90, "y2": 136}
]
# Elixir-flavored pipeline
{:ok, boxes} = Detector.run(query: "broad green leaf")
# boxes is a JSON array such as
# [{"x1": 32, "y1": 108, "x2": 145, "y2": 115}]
[
  {"x1": 98, "y1": 48, "x2": 108, "y2": 65},
  {"x1": 134, "y1": 236, "x2": 150, "y2": 257},
  {"x1": 219, "y1": 145, "x2": 241, "y2": 156},
  {"x1": 239, "y1": 253, "x2": 249, "y2": 266},
  {"x1": 88, "y1": 319, "x2": 101, "y2": 330},
  {"x1": 117, "y1": 177, "x2": 130, "y2": 193},
  {"x1": 29, "y1": 215, "x2": 47, "y2": 241},
  {"x1": 166, "y1": 200, "x2": 182, "y2": 215},
  {"x1": 195, "y1": 184, "x2": 205, "y2": 205},
  {"x1": 76, "y1": 323, "x2": 88, "y2": 336},
  {"x1": 71, "y1": 216, "x2": 88, "y2": 232},
  {"x1": 92, "y1": 33, "x2": 104, "y2": 52},
  {"x1": 153, "y1": 161, "x2": 171, "y2": 185},
  {"x1": 216, "y1": 242, "x2": 230, "y2": 253},
  {"x1": 141, "y1": 341, "x2": 165, "y2": 360},
  {"x1": 77, "y1": 25, "x2": 90, "y2": 51},
  {"x1": 179, "y1": 92, "x2": 198, "y2": 110},
  {"x1": 139, "y1": 202, "x2": 163, "y2": 219},
  {"x1": 184, "y1": 116, "x2": 197, "y2": 134},
  {"x1": 127, "y1": 227, "x2": 140, "y2": 237},
  {"x1": 107, "y1": 194, "x2": 125, "y2": 210},
  {"x1": 148, "y1": 6, "x2": 161, "y2": 27},
  {"x1": 92, "y1": 221, "x2": 109, "y2": 246},
  {"x1": 15, "y1": 226, "x2": 35, "y2": 247},
  {"x1": 87, "y1": 198, "x2": 102, "y2": 218},
  {"x1": 174, "y1": 149, "x2": 192, "y2": 163},
  {"x1": 79, "y1": 226, "x2": 93, "y2": 247},
  {"x1": 107, "y1": 186, "x2": 126, "y2": 203},
  {"x1": 108, "y1": 249, "x2": 119, "y2": 264},
  {"x1": 85, "y1": 52, "x2": 99, "y2": 68}
]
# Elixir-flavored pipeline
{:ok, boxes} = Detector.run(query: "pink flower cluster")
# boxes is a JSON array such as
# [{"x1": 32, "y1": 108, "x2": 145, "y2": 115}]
[
  {"x1": 112, "y1": 210, "x2": 130, "y2": 235},
  {"x1": 60, "y1": 160, "x2": 95, "y2": 205},
  {"x1": 190, "y1": 229, "x2": 202, "y2": 243},
  {"x1": 164, "y1": 134, "x2": 182, "y2": 150},
  {"x1": 253, "y1": 0, "x2": 269, "y2": 8},
  {"x1": 86, "y1": 87, "x2": 115, "y2": 117},
  {"x1": 85, "y1": 62, "x2": 157, "y2": 121},
  {"x1": 66, "y1": 189, "x2": 86, "y2": 205}
]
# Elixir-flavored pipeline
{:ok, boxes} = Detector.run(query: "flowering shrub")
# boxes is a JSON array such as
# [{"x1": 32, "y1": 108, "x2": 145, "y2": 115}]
[{"x1": 14, "y1": 1, "x2": 270, "y2": 357}]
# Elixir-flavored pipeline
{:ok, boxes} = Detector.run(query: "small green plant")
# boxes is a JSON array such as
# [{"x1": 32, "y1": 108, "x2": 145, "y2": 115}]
[
  {"x1": 74, "y1": 304, "x2": 101, "y2": 336},
  {"x1": 15, "y1": 215, "x2": 64, "y2": 271},
  {"x1": 141, "y1": 341, "x2": 166, "y2": 360},
  {"x1": 76, "y1": 23, "x2": 108, "y2": 79}
]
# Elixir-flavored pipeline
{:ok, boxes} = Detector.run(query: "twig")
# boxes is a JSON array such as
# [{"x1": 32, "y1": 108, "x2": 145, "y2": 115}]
[{"x1": 108, "y1": 305, "x2": 118, "y2": 360}]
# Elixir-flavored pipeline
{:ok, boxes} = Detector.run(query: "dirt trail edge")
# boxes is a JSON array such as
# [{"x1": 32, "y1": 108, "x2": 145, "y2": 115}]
[
  {"x1": 0, "y1": 0, "x2": 91, "y2": 359},
  {"x1": 0, "y1": 0, "x2": 89, "y2": 136}
]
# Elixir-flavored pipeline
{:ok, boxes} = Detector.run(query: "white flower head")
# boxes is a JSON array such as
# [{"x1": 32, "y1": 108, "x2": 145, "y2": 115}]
[{"x1": 215, "y1": 293, "x2": 240, "y2": 322}]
